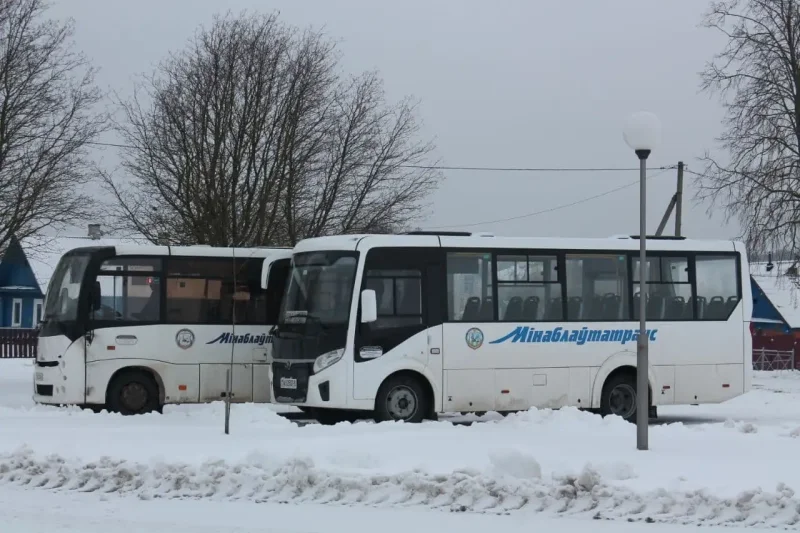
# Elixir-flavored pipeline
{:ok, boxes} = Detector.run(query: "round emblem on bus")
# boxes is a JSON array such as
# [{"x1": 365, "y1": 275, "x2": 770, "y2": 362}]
[
  {"x1": 465, "y1": 327, "x2": 484, "y2": 350},
  {"x1": 175, "y1": 329, "x2": 195, "y2": 350}
]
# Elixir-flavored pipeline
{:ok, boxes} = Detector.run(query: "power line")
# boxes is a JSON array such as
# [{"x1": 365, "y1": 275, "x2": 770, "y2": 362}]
[
  {"x1": 22, "y1": 133, "x2": 672, "y2": 174},
  {"x1": 427, "y1": 166, "x2": 676, "y2": 230},
  {"x1": 682, "y1": 168, "x2": 703, "y2": 177},
  {"x1": 389, "y1": 163, "x2": 671, "y2": 173}
]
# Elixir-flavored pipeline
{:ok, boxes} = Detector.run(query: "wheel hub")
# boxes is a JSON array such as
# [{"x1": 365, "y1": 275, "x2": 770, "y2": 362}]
[
  {"x1": 386, "y1": 386, "x2": 417, "y2": 420},
  {"x1": 609, "y1": 383, "x2": 636, "y2": 419},
  {"x1": 121, "y1": 382, "x2": 148, "y2": 412}
]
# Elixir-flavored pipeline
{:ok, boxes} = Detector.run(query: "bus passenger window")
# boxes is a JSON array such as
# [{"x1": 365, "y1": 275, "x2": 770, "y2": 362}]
[
  {"x1": 496, "y1": 254, "x2": 562, "y2": 322},
  {"x1": 565, "y1": 254, "x2": 628, "y2": 321},
  {"x1": 695, "y1": 255, "x2": 740, "y2": 320},
  {"x1": 446, "y1": 252, "x2": 494, "y2": 321},
  {"x1": 94, "y1": 272, "x2": 160, "y2": 321},
  {"x1": 632, "y1": 256, "x2": 692, "y2": 321}
]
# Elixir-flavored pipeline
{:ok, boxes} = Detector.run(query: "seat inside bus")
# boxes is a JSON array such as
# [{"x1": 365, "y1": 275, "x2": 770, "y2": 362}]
[{"x1": 458, "y1": 292, "x2": 740, "y2": 322}]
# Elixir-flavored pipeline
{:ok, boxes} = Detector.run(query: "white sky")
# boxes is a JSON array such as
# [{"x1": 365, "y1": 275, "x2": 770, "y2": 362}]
[{"x1": 48, "y1": 0, "x2": 735, "y2": 240}]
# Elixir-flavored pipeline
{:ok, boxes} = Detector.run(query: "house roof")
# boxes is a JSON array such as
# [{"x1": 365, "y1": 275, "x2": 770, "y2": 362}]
[
  {"x1": 21, "y1": 234, "x2": 146, "y2": 293},
  {"x1": 750, "y1": 260, "x2": 800, "y2": 329}
]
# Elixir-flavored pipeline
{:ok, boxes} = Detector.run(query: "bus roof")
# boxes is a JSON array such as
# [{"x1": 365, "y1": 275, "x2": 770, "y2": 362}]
[
  {"x1": 67, "y1": 244, "x2": 291, "y2": 260},
  {"x1": 292, "y1": 233, "x2": 743, "y2": 254}
]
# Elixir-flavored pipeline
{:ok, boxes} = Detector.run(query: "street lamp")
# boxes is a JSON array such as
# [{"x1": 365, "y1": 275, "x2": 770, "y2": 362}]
[{"x1": 623, "y1": 111, "x2": 661, "y2": 451}]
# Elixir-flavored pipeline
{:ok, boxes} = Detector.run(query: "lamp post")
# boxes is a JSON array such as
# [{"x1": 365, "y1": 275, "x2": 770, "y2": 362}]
[{"x1": 623, "y1": 111, "x2": 661, "y2": 451}]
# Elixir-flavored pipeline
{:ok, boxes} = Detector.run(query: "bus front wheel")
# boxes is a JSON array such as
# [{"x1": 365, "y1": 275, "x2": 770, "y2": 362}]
[
  {"x1": 374, "y1": 374, "x2": 428, "y2": 423},
  {"x1": 106, "y1": 370, "x2": 161, "y2": 415}
]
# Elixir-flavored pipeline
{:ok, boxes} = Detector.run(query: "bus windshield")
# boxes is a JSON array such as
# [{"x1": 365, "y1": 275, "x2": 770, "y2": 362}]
[
  {"x1": 280, "y1": 251, "x2": 359, "y2": 327},
  {"x1": 43, "y1": 253, "x2": 90, "y2": 323}
]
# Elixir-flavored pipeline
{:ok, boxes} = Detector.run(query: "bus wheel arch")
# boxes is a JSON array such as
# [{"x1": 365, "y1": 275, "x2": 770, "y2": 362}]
[
  {"x1": 374, "y1": 370, "x2": 434, "y2": 423},
  {"x1": 106, "y1": 367, "x2": 164, "y2": 415},
  {"x1": 598, "y1": 365, "x2": 653, "y2": 422}
]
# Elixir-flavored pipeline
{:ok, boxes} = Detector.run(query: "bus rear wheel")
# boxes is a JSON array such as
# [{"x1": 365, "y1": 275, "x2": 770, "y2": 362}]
[
  {"x1": 600, "y1": 373, "x2": 640, "y2": 423},
  {"x1": 107, "y1": 370, "x2": 161, "y2": 415},
  {"x1": 374, "y1": 374, "x2": 428, "y2": 423}
]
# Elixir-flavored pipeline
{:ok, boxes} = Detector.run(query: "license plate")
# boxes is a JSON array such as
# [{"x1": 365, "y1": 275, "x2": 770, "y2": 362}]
[
  {"x1": 35, "y1": 372, "x2": 43, "y2": 382},
  {"x1": 279, "y1": 377, "x2": 297, "y2": 390}
]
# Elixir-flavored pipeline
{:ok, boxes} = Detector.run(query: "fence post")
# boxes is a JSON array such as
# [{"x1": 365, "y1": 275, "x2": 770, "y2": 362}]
[{"x1": 0, "y1": 328, "x2": 38, "y2": 359}]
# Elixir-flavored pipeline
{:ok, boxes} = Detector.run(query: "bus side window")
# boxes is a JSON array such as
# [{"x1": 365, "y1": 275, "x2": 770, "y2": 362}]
[
  {"x1": 496, "y1": 254, "x2": 562, "y2": 322},
  {"x1": 695, "y1": 255, "x2": 740, "y2": 320},
  {"x1": 364, "y1": 270, "x2": 423, "y2": 329},
  {"x1": 446, "y1": 252, "x2": 494, "y2": 321},
  {"x1": 93, "y1": 257, "x2": 161, "y2": 322}
]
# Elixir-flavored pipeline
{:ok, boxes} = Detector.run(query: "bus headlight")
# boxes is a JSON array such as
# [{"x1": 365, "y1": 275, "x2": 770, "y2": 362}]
[{"x1": 313, "y1": 349, "x2": 344, "y2": 374}]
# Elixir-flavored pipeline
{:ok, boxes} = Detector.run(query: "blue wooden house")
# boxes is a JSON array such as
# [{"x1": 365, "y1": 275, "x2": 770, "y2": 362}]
[
  {"x1": 0, "y1": 235, "x2": 44, "y2": 329},
  {"x1": 751, "y1": 276, "x2": 792, "y2": 334},
  {"x1": 750, "y1": 260, "x2": 800, "y2": 334}
]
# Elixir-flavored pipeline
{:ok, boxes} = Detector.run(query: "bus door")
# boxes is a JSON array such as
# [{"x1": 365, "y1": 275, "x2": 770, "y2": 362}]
[
  {"x1": 84, "y1": 258, "x2": 163, "y2": 403},
  {"x1": 353, "y1": 245, "x2": 443, "y2": 401}
]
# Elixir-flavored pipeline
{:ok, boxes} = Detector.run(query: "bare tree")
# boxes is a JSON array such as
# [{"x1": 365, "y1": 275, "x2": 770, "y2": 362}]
[
  {"x1": 698, "y1": 0, "x2": 800, "y2": 257},
  {"x1": 104, "y1": 12, "x2": 440, "y2": 247},
  {"x1": 0, "y1": 0, "x2": 106, "y2": 251}
]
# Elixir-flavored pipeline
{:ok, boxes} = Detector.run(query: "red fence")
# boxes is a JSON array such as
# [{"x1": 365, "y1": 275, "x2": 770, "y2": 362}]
[
  {"x1": 0, "y1": 328, "x2": 38, "y2": 358},
  {"x1": 751, "y1": 329, "x2": 799, "y2": 370}
]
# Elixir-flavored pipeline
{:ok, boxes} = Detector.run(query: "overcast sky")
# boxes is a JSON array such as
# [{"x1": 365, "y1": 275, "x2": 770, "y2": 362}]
[{"x1": 48, "y1": 0, "x2": 735, "y2": 240}]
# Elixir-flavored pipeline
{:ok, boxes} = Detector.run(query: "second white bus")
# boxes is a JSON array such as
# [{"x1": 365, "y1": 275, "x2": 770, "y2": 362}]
[
  {"x1": 34, "y1": 244, "x2": 291, "y2": 414},
  {"x1": 270, "y1": 231, "x2": 752, "y2": 424}
]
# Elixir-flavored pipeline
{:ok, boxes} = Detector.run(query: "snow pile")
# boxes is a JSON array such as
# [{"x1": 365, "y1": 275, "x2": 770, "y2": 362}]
[
  {"x1": 4, "y1": 359, "x2": 800, "y2": 528},
  {"x1": 1, "y1": 446, "x2": 799, "y2": 528}
]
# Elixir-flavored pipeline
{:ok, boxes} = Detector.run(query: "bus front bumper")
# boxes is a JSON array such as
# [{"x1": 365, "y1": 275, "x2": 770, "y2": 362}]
[
  {"x1": 272, "y1": 361, "x2": 346, "y2": 407},
  {"x1": 32, "y1": 362, "x2": 84, "y2": 405}
]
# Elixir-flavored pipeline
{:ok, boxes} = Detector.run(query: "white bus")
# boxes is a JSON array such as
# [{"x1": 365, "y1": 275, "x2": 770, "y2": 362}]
[
  {"x1": 269, "y1": 231, "x2": 752, "y2": 424},
  {"x1": 34, "y1": 244, "x2": 292, "y2": 414}
]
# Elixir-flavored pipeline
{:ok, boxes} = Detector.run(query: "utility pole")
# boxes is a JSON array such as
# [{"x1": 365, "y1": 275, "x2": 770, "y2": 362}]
[{"x1": 655, "y1": 161, "x2": 685, "y2": 238}]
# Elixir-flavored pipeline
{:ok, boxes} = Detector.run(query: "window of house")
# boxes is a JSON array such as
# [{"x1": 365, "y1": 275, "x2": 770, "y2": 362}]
[
  {"x1": 632, "y1": 256, "x2": 692, "y2": 320},
  {"x1": 446, "y1": 252, "x2": 494, "y2": 321},
  {"x1": 33, "y1": 299, "x2": 43, "y2": 326},
  {"x1": 11, "y1": 298, "x2": 22, "y2": 327},
  {"x1": 496, "y1": 254, "x2": 563, "y2": 321},
  {"x1": 565, "y1": 254, "x2": 628, "y2": 321}
]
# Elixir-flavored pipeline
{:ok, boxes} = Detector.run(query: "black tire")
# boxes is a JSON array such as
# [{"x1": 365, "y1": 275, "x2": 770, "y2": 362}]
[
  {"x1": 106, "y1": 370, "x2": 161, "y2": 415},
  {"x1": 312, "y1": 408, "x2": 343, "y2": 425},
  {"x1": 600, "y1": 373, "x2": 646, "y2": 423},
  {"x1": 374, "y1": 374, "x2": 429, "y2": 423}
]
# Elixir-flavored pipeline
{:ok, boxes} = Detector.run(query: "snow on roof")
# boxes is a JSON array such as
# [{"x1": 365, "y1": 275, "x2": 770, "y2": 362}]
[
  {"x1": 21, "y1": 234, "x2": 146, "y2": 293},
  {"x1": 750, "y1": 260, "x2": 800, "y2": 329}
]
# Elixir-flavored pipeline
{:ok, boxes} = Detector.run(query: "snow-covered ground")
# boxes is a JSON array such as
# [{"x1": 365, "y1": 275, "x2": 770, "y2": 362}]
[{"x1": 2, "y1": 359, "x2": 800, "y2": 531}]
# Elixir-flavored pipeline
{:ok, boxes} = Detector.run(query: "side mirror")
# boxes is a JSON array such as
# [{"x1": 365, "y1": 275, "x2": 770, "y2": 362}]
[{"x1": 360, "y1": 289, "x2": 377, "y2": 324}]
